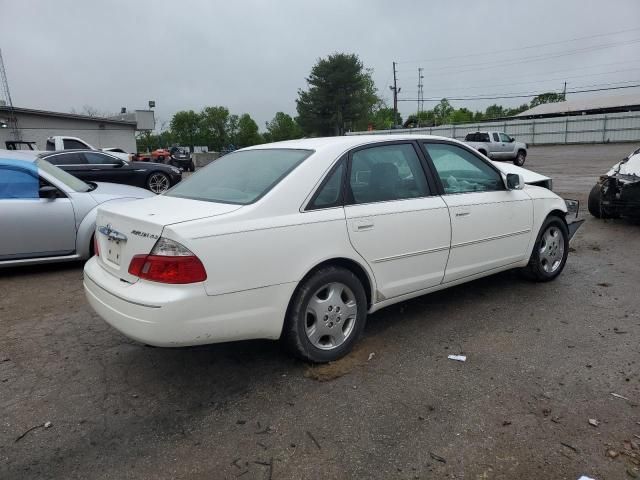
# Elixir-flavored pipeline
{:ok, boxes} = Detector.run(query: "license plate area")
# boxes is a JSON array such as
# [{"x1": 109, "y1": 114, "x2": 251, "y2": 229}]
[{"x1": 106, "y1": 238, "x2": 123, "y2": 266}]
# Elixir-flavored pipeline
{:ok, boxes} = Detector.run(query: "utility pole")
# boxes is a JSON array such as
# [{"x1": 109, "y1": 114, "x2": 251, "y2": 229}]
[
  {"x1": 417, "y1": 67, "x2": 424, "y2": 118},
  {"x1": 562, "y1": 81, "x2": 567, "y2": 100},
  {"x1": 0, "y1": 49, "x2": 20, "y2": 140},
  {"x1": 389, "y1": 61, "x2": 401, "y2": 127}
]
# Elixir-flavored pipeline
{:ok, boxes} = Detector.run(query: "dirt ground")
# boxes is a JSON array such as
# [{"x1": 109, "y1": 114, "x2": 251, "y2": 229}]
[{"x1": 1, "y1": 144, "x2": 639, "y2": 480}]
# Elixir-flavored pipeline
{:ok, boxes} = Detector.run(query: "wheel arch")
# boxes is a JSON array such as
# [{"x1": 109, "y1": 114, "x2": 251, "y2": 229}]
[{"x1": 293, "y1": 257, "x2": 375, "y2": 310}]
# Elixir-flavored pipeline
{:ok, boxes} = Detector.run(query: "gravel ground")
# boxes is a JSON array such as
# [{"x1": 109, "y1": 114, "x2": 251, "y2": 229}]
[{"x1": 1, "y1": 144, "x2": 639, "y2": 480}]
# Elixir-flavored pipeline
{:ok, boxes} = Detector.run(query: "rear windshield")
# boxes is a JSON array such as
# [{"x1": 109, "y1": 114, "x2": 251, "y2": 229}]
[
  {"x1": 465, "y1": 133, "x2": 490, "y2": 142},
  {"x1": 166, "y1": 148, "x2": 312, "y2": 204}
]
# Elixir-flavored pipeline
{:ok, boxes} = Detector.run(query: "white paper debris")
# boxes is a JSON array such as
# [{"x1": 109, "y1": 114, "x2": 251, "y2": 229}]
[
  {"x1": 588, "y1": 418, "x2": 599, "y2": 427},
  {"x1": 44, "y1": 421, "x2": 52, "y2": 428},
  {"x1": 367, "y1": 352, "x2": 375, "y2": 361},
  {"x1": 577, "y1": 476, "x2": 596, "y2": 480},
  {"x1": 610, "y1": 392, "x2": 630, "y2": 401},
  {"x1": 448, "y1": 355, "x2": 466, "y2": 362}
]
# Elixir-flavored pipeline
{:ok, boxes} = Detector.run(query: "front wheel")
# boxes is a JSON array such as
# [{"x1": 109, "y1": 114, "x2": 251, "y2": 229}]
[
  {"x1": 147, "y1": 172, "x2": 170, "y2": 194},
  {"x1": 514, "y1": 150, "x2": 526, "y2": 166},
  {"x1": 282, "y1": 266, "x2": 367, "y2": 363},
  {"x1": 523, "y1": 216, "x2": 569, "y2": 282}
]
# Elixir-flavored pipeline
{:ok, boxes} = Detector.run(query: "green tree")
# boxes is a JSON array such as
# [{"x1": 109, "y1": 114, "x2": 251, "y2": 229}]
[
  {"x1": 505, "y1": 103, "x2": 530, "y2": 116},
  {"x1": 369, "y1": 106, "x2": 401, "y2": 130},
  {"x1": 235, "y1": 114, "x2": 263, "y2": 147},
  {"x1": 265, "y1": 112, "x2": 303, "y2": 142},
  {"x1": 433, "y1": 99, "x2": 454, "y2": 125},
  {"x1": 200, "y1": 106, "x2": 231, "y2": 150},
  {"x1": 450, "y1": 107, "x2": 474, "y2": 124},
  {"x1": 530, "y1": 92, "x2": 565, "y2": 108},
  {"x1": 170, "y1": 110, "x2": 201, "y2": 148},
  {"x1": 484, "y1": 104, "x2": 506, "y2": 119},
  {"x1": 296, "y1": 53, "x2": 379, "y2": 136}
]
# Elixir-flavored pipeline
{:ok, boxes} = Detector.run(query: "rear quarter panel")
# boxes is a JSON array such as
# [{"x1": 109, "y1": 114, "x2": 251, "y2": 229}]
[{"x1": 165, "y1": 207, "x2": 376, "y2": 298}]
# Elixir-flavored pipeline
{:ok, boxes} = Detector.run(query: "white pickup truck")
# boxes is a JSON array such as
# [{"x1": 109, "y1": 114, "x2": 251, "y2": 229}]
[
  {"x1": 45, "y1": 136, "x2": 131, "y2": 161},
  {"x1": 463, "y1": 131, "x2": 528, "y2": 166}
]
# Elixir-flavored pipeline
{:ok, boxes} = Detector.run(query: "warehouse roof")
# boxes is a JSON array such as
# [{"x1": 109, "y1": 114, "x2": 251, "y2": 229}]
[
  {"x1": 517, "y1": 93, "x2": 640, "y2": 117},
  {"x1": 0, "y1": 105, "x2": 137, "y2": 125}
]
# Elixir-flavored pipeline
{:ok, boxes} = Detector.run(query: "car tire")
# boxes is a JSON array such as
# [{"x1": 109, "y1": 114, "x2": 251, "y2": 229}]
[
  {"x1": 189, "y1": 161, "x2": 195, "y2": 172},
  {"x1": 587, "y1": 184, "x2": 604, "y2": 218},
  {"x1": 514, "y1": 150, "x2": 526, "y2": 166},
  {"x1": 523, "y1": 215, "x2": 569, "y2": 282},
  {"x1": 147, "y1": 172, "x2": 171, "y2": 194},
  {"x1": 282, "y1": 266, "x2": 367, "y2": 363}
]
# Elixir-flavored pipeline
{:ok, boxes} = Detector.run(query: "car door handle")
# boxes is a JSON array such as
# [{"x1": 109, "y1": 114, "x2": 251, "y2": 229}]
[
  {"x1": 353, "y1": 219, "x2": 374, "y2": 231},
  {"x1": 455, "y1": 209, "x2": 471, "y2": 217},
  {"x1": 91, "y1": 168, "x2": 101, "y2": 171}
]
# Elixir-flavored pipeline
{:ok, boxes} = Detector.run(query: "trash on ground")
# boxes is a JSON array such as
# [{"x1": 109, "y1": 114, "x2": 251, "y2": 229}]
[
  {"x1": 447, "y1": 354, "x2": 466, "y2": 362},
  {"x1": 607, "y1": 449, "x2": 619, "y2": 458},
  {"x1": 588, "y1": 418, "x2": 599, "y2": 427},
  {"x1": 611, "y1": 392, "x2": 630, "y2": 401},
  {"x1": 577, "y1": 476, "x2": 596, "y2": 480},
  {"x1": 429, "y1": 451, "x2": 446, "y2": 463},
  {"x1": 44, "y1": 421, "x2": 52, "y2": 428},
  {"x1": 367, "y1": 352, "x2": 375, "y2": 361}
]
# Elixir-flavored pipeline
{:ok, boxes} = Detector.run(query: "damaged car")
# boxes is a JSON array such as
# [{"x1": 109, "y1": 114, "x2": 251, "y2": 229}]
[{"x1": 588, "y1": 147, "x2": 640, "y2": 219}]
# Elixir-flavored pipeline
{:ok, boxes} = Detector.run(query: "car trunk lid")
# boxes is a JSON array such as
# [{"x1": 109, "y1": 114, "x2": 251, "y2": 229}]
[{"x1": 95, "y1": 196, "x2": 241, "y2": 283}]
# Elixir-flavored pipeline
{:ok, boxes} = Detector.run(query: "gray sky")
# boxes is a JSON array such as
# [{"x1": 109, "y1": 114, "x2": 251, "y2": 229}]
[{"x1": 1, "y1": 0, "x2": 639, "y2": 130}]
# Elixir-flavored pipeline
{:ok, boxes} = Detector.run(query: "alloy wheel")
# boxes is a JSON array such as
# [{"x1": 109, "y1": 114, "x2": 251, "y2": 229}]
[
  {"x1": 539, "y1": 226, "x2": 565, "y2": 273},
  {"x1": 305, "y1": 282, "x2": 358, "y2": 350},
  {"x1": 148, "y1": 173, "x2": 170, "y2": 194}
]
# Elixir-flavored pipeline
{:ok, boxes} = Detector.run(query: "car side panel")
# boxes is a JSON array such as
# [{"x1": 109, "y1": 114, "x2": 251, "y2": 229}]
[{"x1": 166, "y1": 207, "x2": 376, "y2": 299}]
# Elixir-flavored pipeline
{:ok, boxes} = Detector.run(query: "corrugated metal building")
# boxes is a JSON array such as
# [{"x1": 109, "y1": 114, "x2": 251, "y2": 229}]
[
  {"x1": 516, "y1": 93, "x2": 640, "y2": 118},
  {"x1": 0, "y1": 107, "x2": 154, "y2": 152}
]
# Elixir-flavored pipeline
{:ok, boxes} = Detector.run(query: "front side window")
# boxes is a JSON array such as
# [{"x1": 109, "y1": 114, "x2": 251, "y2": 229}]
[
  {"x1": 84, "y1": 152, "x2": 120, "y2": 165},
  {"x1": 348, "y1": 143, "x2": 429, "y2": 204},
  {"x1": 0, "y1": 166, "x2": 39, "y2": 199},
  {"x1": 422, "y1": 143, "x2": 504, "y2": 194},
  {"x1": 166, "y1": 148, "x2": 312, "y2": 204},
  {"x1": 499, "y1": 133, "x2": 511, "y2": 143}
]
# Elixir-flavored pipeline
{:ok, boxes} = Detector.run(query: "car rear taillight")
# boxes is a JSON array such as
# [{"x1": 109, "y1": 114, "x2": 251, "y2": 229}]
[{"x1": 127, "y1": 237, "x2": 206, "y2": 284}]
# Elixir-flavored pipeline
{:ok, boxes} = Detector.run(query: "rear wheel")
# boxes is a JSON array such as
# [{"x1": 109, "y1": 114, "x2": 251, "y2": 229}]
[
  {"x1": 147, "y1": 172, "x2": 170, "y2": 194},
  {"x1": 514, "y1": 150, "x2": 526, "y2": 166},
  {"x1": 523, "y1": 216, "x2": 569, "y2": 282},
  {"x1": 282, "y1": 266, "x2": 367, "y2": 363}
]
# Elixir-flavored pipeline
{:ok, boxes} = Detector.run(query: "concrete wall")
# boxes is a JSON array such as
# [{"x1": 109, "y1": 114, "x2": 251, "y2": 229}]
[
  {"x1": 0, "y1": 112, "x2": 138, "y2": 152},
  {"x1": 347, "y1": 111, "x2": 640, "y2": 145}
]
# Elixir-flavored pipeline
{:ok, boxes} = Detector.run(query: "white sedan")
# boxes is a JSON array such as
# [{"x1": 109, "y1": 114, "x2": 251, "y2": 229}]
[{"x1": 84, "y1": 135, "x2": 578, "y2": 362}]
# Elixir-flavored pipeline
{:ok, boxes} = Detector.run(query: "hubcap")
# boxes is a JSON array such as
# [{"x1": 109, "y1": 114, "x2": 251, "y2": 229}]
[
  {"x1": 305, "y1": 282, "x2": 358, "y2": 350},
  {"x1": 148, "y1": 174, "x2": 169, "y2": 194},
  {"x1": 539, "y1": 226, "x2": 565, "y2": 273}
]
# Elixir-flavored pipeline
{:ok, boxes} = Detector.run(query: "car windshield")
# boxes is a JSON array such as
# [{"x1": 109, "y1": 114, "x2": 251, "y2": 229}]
[
  {"x1": 166, "y1": 148, "x2": 312, "y2": 204},
  {"x1": 35, "y1": 158, "x2": 92, "y2": 192}
]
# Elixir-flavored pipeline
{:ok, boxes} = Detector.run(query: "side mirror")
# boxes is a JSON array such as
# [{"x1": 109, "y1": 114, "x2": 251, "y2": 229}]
[
  {"x1": 39, "y1": 185, "x2": 58, "y2": 199},
  {"x1": 506, "y1": 173, "x2": 524, "y2": 190},
  {"x1": 509, "y1": 137, "x2": 515, "y2": 143}
]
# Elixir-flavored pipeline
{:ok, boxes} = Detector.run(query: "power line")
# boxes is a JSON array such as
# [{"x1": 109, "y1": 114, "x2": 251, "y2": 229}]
[
  {"x1": 396, "y1": 38, "x2": 640, "y2": 77},
  {"x1": 397, "y1": 26, "x2": 640, "y2": 64},
  {"x1": 396, "y1": 83, "x2": 640, "y2": 102}
]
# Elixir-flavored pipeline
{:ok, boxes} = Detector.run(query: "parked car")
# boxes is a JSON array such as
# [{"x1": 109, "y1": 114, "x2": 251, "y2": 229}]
[
  {"x1": 588, "y1": 146, "x2": 640, "y2": 219},
  {"x1": 0, "y1": 150, "x2": 153, "y2": 268},
  {"x1": 46, "y1": 136, "x2": 131, "y2": 161},
  {"x1": 168, "y1": 146, "x2": 195, "y2": 172},
  {"x1": 133, "y1": 148, "x2": 171, "y2": 163},
  {"x1": 39, "y1": 150, "x2": 182, "y2": 194},
  {"x1": 463, "y1": 131, "x2": 528, "y2": 166},
  {"x1": 84, "y1": 135, "x2": 581, "y2": 363}
]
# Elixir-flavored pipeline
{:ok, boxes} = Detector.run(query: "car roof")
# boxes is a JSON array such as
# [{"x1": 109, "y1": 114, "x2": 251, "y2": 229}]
[
  {"x1": 243, "y1": 134, "x2": 454, "y2": 152},
  {"x1": 38, "y1": 149, "x2": 101, "y2": 157}
]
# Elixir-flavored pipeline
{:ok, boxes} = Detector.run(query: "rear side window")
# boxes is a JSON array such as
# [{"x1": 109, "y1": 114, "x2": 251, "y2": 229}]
[
  {"x1": 308, "y1": 162, "x2": 345, "y2": 210},
  {"x1": 492, "y1": 133, "x2": 499, "y2": 142},
  {"x1": 166, "y1": 148, "x2": 312, "y2": 204},
  {"x1": 0, "y1": 167, "x2": 39, "y2": 199},
  {"x1": 46, "y1": 153, "x2": 86, "y2": 165},
  {"x1": 63, "y1": 139, "x2": 88, "y2": 149},
  {"x1": 348, "y1": 143, "x2": 429, "y2": 204}
]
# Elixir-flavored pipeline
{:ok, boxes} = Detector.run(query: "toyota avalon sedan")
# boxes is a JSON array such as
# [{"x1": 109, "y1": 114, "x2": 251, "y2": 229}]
[{"x1": 84, "y1": 135, "x2": 580, "y2": 362}]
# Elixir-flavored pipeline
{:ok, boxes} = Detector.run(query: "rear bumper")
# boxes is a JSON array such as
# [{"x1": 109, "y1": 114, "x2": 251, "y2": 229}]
[{"x1": 83, "y1": 257, "x2": 294, "y2": 347}]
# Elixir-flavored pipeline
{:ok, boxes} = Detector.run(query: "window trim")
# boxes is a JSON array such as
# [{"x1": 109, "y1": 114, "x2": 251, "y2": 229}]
[
  {"x1": 42, "y1": 151, "x2": 88, "y2": 166},
  {"x1": 344, "y1": 140, "x2": 436, "y2": 207},
  {"x1": 419, "y1": 139, "x2": 507, "y2": 196}
]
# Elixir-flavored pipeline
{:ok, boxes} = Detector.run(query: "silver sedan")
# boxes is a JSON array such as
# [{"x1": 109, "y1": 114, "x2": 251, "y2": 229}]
[{"x1": 0, "y1": 150, "x2": 153, "y2": 267}]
